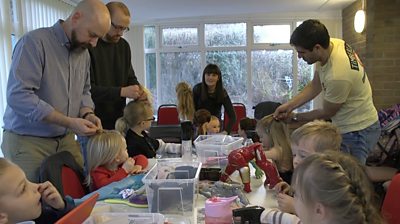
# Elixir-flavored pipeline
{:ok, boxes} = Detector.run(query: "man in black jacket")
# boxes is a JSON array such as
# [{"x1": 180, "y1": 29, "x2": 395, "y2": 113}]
[{"x1": 89, "y1": 1, "x2": 145, "y2": 129}]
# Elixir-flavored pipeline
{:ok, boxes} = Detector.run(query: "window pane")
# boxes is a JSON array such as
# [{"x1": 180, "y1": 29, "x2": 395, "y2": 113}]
[
  {"x1": 296, "y1": 60, "x2": 314, "y2": 112},
  {"x1": 144, "y1": 26, "x2": 156, "y2": 49},
  {"x1": 206, "y1": 51, "x2": 248, "y2": 113},
  {"x1": 253, "y1": 25, "x2": 291, "y2": 44},
  {"x1": 162, "y1": 27, "x2": 198, "y2": 47},
  {"x1": 251, "y1": 50, "x2": 293, "y2": 106},
  {"x1": 145, "y1": 53, "x2": 157, "y2": 110},
  {"x1": 205, "y1": 23, "x2": 246, "y2": 47},
  {"x1": 159, "y1": 52, "x2": 201, "y2": 105}
]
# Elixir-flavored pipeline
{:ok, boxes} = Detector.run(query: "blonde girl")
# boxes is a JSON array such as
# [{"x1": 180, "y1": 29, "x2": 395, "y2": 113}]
[
  {"x1": 256, "y1": 114, "x2": 293, "y2": 183},
  {"x1": 175, "y1": 82, "x2": 195, "y2": 121},
  {"x1": 292, "y1": 151, "x2": 384, "y2": 224},
  {"x1": 86, "y1": 130, "x2": 148, "y2": 191},
  {"x1": 115, "y1": 101, "x2": 181, "y2": 158}
]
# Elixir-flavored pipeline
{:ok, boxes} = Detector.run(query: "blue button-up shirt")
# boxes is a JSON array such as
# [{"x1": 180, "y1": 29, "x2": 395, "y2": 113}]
[{"x1": 3, "y1": 20, "x2": 94, "y2": 137}]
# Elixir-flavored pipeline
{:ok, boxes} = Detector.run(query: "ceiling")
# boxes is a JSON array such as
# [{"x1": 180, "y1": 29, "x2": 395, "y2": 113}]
[{"x1": 74, "y1": 0, "x2": 358, "y2": 24}]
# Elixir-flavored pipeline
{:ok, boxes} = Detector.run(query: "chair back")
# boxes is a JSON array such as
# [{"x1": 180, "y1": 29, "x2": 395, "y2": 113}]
[
  {"x1": 40, "y1": 151, "x2": 88, "y2": 199},
  {"x1": 62, "y1": 166, "x2": 87, "y2": 199},
  {"x1": 157, "y1": 104, "x2": 180, "y2": 125},
  {"x1": 224, "y1": 103, "x2": 246, "y2": 133},
  {"x1": 382, "y1": 173, "x2": 400, "y2": 224},
  {"x1": 253, "y1": 101, "x2": 281, "y2": 120}
]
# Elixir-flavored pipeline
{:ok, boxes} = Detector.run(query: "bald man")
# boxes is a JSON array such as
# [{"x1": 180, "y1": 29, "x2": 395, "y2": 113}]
[{"x1": 1, "y1": 0, "x2": 111, "y2": 182}]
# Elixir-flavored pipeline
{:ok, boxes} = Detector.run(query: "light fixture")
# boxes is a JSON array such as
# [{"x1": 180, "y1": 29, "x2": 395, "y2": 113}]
[{"x1": 354, "y1": 0, "x2": 366, "y2": 33}]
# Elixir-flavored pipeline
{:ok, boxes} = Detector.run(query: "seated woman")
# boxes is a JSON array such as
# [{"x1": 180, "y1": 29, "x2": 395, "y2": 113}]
[{"x1": 193, "y1": 64, "x2": 236, "y2": 134}]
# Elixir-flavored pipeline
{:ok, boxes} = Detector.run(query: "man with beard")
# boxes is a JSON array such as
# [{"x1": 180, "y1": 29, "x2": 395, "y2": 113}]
[
  {"x1": 1, "y1": 0, "x2": 110, "y2": 182},
  {"x1": 89, "y1": 2, "x2": 146, "y2": 130},
  {"x1": 273, "y1": 19, "x2": 380, "y2": 164}
]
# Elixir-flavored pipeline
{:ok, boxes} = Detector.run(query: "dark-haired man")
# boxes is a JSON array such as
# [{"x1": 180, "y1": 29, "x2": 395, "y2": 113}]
[{"x1": 273, "y1": 19, "x2": 380, "y2": 164}]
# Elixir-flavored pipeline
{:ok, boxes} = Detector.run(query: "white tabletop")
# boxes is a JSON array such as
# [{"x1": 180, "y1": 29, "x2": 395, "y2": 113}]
[{"x1": 88, "y1": 158, "x2": 278, "y2": 223}]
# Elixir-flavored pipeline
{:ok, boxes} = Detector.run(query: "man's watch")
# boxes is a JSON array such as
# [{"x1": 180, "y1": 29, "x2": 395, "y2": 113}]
[{"x1": 292, "y1": 113, "x2": 299, "y2": 122}]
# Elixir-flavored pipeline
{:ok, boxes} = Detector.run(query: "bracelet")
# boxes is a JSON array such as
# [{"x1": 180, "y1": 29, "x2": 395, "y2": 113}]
[{"x1": 82, "y1": 111, "x2": 95, "y2": 119}]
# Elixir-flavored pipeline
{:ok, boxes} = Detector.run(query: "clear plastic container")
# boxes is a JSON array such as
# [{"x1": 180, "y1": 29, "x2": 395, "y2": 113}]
[
  {"x1": 142, "y1": 160, "x2": 201, "y2": 216},
  {"x1": 194, "y1": 135, "x2": 243, "y2": 167}
]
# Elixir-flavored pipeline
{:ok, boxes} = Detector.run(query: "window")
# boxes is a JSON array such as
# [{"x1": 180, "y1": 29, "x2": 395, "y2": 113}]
[{"x1": 144, "y1": 21, "x2": 314, "y2": 117}]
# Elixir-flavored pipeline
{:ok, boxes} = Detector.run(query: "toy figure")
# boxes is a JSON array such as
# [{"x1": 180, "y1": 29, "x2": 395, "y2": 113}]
[
  {"x1": 220, "y1": 143, "x2": 282, "y2": 192},
  {"x1": 199, "y1": 181, "x2": 250, "y2": 206}
]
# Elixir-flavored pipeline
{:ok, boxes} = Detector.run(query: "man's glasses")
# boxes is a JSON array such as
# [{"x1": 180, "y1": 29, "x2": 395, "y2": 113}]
[{"x1": 111, "y1": 22, "x2": 130, "y2": 33}]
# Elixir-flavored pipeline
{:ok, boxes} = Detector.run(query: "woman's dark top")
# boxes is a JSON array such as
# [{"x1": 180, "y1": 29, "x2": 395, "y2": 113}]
[
  {"x1": 126, "y1": 129, "x2": 159, "y2": 158},
  {"x1": 192, "y1": 83, "x2": 236, "y2": 133}
]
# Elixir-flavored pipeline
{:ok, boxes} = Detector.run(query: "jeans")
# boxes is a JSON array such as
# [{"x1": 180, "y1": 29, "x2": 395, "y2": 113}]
[
  {"x1": 76, "y1": 135, "x2": 89, "y2": 176},
  {"x1": 341, "y1": 121, "x2": 381, "y2": 164}
]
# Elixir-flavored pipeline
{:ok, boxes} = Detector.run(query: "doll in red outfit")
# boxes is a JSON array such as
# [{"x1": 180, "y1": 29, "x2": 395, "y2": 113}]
[{"x1": 85, "y1": 130, "x2": 148, "y2": 191}]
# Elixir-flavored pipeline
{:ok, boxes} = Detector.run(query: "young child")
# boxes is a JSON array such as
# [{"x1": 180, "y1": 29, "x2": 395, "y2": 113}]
[
  {"x1": 176, "y1": 82, "x2": 195, "y2": 122},
  {"x1": 193, "y1": 109, "x2": 212, "y2": 137},
  {"x1": 238, "y1": 117, "x2": 259, "y2": 144},
  {"x1": 292, "y1": 151, "x2": 384, "y2": 224},
  {"x1": 115, "y1": 101, "x2": 181, "y2": 158},
  {"x1": 274, "y1": 120, "x2": 341, "y2": 214},
  {"x1": 86, "y1": 130, "x2": 149, "y2": 191},
  {"x1": 256, "y1": 114, "x2": 293, "y2": 183},
  {"x1": 206, "y1": 115, "x2": 221, "y2": 135},
  {"x1": 0, "y1": 158, "x2": 74, "y2": 224}
]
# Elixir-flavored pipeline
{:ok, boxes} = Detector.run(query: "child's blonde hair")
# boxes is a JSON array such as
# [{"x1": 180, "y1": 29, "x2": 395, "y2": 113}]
[
  {"x1": 85, "y1": 130, "x2": 126, "y2": 186},
  {"x1": 256, "y1": 114, "x2": 292, "y2": 172},
  {"x1": 292, "y1": 151, "x2": 384, "y2": 224},
  {"x1": 176, "y1": 82, "x2": 195, "y2": 121},
  {"x1": 291, "y1": 120, "x2": 341, "y2": 152},
  {"x1": 115, "y1": 101, "x2": 153, "y2": 137}
]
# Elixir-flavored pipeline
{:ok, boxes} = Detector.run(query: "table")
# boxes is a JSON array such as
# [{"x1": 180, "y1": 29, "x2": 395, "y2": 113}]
[{"x1": 87, "y1": 158, "x2": 278, "y2": 224}]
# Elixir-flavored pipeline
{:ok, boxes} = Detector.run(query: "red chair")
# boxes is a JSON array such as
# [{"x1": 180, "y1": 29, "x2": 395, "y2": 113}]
[
  {"x1": 381, "y1": 173, "x2": 400, "y2": 224},
  {"x1": 61, "y1": 166, "x2": 87, "y2": 199},
  {"x1": 157, "y1": 104, "x2": 180, "y2": 125},
  {"x1": 40, "y1": 151, "x2": 88, "y2": 199},
  {"x1": 224, "y1": 103, "x2": 246, "y2": 133}
]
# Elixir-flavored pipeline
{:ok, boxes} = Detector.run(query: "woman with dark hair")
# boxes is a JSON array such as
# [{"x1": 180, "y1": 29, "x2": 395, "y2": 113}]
[{"x1": 193, "y1": 64, "x2": 236, "y2": 134}]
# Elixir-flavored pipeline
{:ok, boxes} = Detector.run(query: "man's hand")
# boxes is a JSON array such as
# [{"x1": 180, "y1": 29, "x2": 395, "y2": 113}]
[
  {"x1": 38, "y1": 181, "x2": 65, "y2": 210},
  {"x1": 84, "y1": 113, "x2": 103, "y2": 130},
  {"x1": 68, "y1": 117, "x2": 100, "y2": 136},
  {"x1": 273, "y1": 103, "x2": 293, "y2": 121},
  {"x1": 121, "y1": 85, "x2": 142, "y2": 99}
]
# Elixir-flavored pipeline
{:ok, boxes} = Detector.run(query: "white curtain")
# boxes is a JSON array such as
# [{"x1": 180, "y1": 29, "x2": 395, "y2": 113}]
[{"x1": 0, "y1": 0, "x2": 74, "y2": 157}]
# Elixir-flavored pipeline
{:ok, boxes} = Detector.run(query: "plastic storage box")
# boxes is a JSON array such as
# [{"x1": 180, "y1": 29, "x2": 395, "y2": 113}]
[
  {"x1": 142, "y1": 160, "x2": 202, "y2": 216},
  {"x1": 194, "y1": 135, "x2": 243, "y2": 167}
]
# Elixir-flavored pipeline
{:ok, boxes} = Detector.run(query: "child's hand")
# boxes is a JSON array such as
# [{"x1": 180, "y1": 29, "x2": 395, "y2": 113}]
[
  {"x1": 277, "y1": 193, "x2": 296, "y2": 214},
  {"x1": 38, "y1": 181, "x2": 65, "y2": 210},
  {"x1": 130, "y1": 165, "x2": 143, "y2": 174},
  {"x1": 122, "y1": 158, "x2": 136, "y2": 173},
  {"x1": 273, "y1": 181, "x2": 290, "y2": 194}
]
